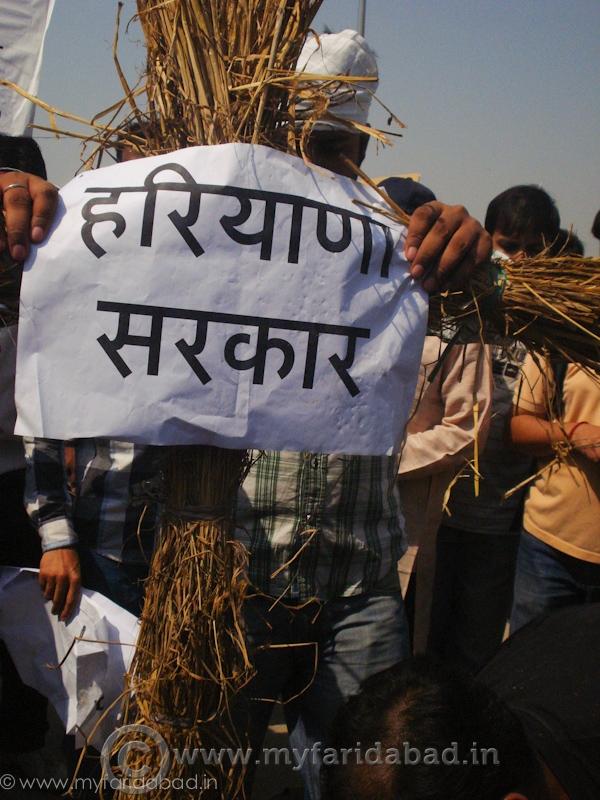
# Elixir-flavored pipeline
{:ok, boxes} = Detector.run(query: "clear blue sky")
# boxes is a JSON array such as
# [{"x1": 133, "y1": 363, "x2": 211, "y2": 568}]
[{"x1": 35, "y1": 0, "x2": 600, "y2": 252}]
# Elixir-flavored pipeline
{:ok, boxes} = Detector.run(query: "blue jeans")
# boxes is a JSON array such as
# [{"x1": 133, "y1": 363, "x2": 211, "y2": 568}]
[
  {"x1": 511, "y1": 529, "x2": 600, "y2": 633},
  {"x1": 238, "y1": 591, "x2": 409, "y2": 800}
]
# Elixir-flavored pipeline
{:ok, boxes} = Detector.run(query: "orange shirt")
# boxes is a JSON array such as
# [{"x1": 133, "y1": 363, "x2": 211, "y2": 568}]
[{"x1": 515, "y1": 356, "x2": 600, "y2": 563}]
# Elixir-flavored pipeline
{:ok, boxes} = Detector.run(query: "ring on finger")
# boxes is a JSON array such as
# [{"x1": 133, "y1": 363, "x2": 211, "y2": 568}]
[{"x1": 2, "y1": 182, "x2": 29, "y2": 193}]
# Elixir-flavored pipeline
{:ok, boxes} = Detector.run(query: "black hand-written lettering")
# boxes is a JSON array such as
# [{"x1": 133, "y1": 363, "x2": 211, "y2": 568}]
[
  {"x1": 81, "y1": 191, "x2": 127, "y2": 258},
  {"x1": 140, "y1": 163, "x2": 204, "y2": 256},
  {"x1": 97, "y1": 304, "x2": 164, "y2": 377},
  {"x1": 81, "y1": 169, "x2": 397, "y2": 277},
  {"x1": 220, "y1": 195, "x2": 277, "y2": 261},
  {"x1": 175, "y1": 318, "x2": 211, "y2": 384},
  {"x1": 316, "y1": 207, "x2": 352, "y2": 253},
  {"x1": 224, "y1": 326, "x2": 295, "y2": 384},
  {"x1": 97, "y1": 301, "x2": 370, "y2": 396}
]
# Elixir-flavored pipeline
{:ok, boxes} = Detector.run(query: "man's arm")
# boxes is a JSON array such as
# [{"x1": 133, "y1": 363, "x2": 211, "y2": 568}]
[
  {"x1": 0, "y1": 171, "x2": 58, "y2": 261},
  {"x1": 399, "y1": 342, "x2": 493, "y2": 479},
  {"x1": 24, "y1": 437, "x2": 81, "y2": 621}
]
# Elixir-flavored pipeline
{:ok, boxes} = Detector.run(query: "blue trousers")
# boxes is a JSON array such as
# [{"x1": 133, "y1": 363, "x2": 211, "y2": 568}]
[
  {"x1": 238, "y1": 591, "x2": 410, "y2": 800},
  {"x1": 511, "y1": 529, "x2": 600, "y2": 633}
]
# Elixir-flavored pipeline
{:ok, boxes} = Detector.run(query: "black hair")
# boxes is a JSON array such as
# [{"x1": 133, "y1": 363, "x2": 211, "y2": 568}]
[
  {"x1": 0, "y1": 133, "x2": 47, "y2": 179},
  {"x1": 551, "y1": 228, "x2": 584, "y2": 256},
  {"x1": 592, "y1": 210, "x2": 600, "y2": 241},
  {"x1": 323, "y1": 657, "x2": 545, "y2": 800},
  {"x1": 113, "y1": 120, "x2": 147, "y2": 163},
  {"x1": 484, "y1": 185, "x2": 559, "y2": 242},
  {"x1": 356, "y1": 131, "x2": 370, "y2": 166}
]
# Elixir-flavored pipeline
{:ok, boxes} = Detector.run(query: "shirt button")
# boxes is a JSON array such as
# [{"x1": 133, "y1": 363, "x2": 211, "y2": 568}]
[{"x1": 312, "y1": 457, "x2": 319, "y2": 469}]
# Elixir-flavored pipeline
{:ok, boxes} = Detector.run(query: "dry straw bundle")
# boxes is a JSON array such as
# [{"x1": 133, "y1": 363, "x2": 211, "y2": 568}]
[
  {"x1": 355, "y1": 170, "x2": 600, "y2": 374},
  {"x1": 125, "y1": 0, "x2": 326, "y2": 156},
  {"x1": 427, "y1": 253, "x2": 600, "y2": 374},
  {"x1": 115, "y1": 446, "x2": 252, "y2": 799}
]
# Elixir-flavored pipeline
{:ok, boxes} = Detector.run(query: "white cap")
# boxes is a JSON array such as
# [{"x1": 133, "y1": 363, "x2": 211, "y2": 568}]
[{"x1": 295, "y1": 29, "x2": 379, "y2": 129}]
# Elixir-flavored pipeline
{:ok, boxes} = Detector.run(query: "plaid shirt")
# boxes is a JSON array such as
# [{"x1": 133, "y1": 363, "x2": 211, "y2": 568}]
[
  {"x1": 24, "y1": 438, "x2": 163, "y2": 565},
  {"x1": 235, "y1": 451, "x2": 406, "y2": 601}
]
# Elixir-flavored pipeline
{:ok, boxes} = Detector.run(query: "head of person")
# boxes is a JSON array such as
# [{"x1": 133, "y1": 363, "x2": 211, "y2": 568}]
[
  {"x1": 551, "y1": 228, "x2": 584, "y2": 257},
  {"x1": 377, "y1": 176, "x2": 437, "y2": 215},
  {"x1": 323, "y1": 657, "x2": 565, "y2": 800},
  {"x1": 0, "y1": 133, "x2": 47, "y2": 179},
  {"x1": 485, "y1": 185, "x2": 560, "y2": 260},
  {"x1": 295, "y1": 29, "x2": 378, "y2": 178}
]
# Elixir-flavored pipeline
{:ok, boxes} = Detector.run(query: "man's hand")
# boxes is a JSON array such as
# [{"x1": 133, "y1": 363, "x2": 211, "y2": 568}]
[
  {"x1": 0, "y1": 171, "x2": 58, "y2": 262},
  {"x1": 404, "y1": 201, "x2": 492, "y2": 293},
  {"x1": 39, "y1": 548, "x2": 81, "y2": 622},
  {"x1": 571, "y1": 422, "x2": 600, "y2": 463}
]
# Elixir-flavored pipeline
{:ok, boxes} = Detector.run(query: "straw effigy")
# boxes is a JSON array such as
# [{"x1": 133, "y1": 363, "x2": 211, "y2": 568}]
[{"x1": 105, "y1": 3, "x2": 326, "y2": 800}]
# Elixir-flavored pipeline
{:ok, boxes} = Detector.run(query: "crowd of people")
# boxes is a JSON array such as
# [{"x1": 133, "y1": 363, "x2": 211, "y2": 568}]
[{"x1": 0, "y1": 27, "x2": 599, "y2": 800}]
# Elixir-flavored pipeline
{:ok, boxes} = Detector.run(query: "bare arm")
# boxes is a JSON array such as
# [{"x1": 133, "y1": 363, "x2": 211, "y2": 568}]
[{"x1": 509, "y1": 411, "x2": 600, "y2": 463}]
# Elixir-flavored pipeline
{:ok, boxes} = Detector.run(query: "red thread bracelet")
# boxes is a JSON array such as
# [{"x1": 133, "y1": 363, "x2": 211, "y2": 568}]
[{"x1": 568, "y1": 421, "x2": 586, "y2": 440}]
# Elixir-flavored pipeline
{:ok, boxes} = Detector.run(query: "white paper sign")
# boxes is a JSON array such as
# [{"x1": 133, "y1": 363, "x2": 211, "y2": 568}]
[
  {"x1": 0, "y1": 568, "x2": 138, "y2": 749},
  {"x1": 15, "y1": 144, "x2": 427, "y2": 454},
  {"x1": 0, "y1": 0, "x2": 55, "y2": 135}
]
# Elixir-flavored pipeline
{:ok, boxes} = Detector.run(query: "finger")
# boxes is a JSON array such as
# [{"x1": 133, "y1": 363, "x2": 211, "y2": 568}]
[
  {"x1": 62, "y1": 576, "x2": 82, "y2": 622},
  {"x1": 475, "y1": 227, "x2": 493, "y2": 266},
  {"x1": 2, "y1": 179, "x2": 33, "y2": 262},
  {"x1": 422, "y1": 223, "x2": 480, "y2": 293},
  {"x1": 30, "y1": 179, "x2": 59, "y2": 244},
  {"x1": 443, "y1": 254, "x2": 478, "y2": 293},
  {"x1": 43, "y1": 577, "x2": 56, "y2": 602},
  {"x1": 410, "y1": 209, "x2": 467, "y2": 286},
  {"x1": 404, "y1": 203, "x2": 443, "y2": 277},
  {"x1": 583, "y1": 447, "x2": 600, "y2": 463},
  {"x1": 51, "y1": 577, "x2": 68, "y2": 617}
]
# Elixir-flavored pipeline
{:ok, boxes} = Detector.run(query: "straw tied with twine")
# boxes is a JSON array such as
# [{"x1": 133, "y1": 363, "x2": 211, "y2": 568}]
[{"x1": 1, "y1": 2, "x2": 599, "y2": 798}]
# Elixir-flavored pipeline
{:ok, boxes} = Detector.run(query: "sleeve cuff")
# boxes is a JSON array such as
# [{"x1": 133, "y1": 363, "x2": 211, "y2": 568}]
[{"x1": 39, "y1": 518, "x2": 78, "y2": 553}]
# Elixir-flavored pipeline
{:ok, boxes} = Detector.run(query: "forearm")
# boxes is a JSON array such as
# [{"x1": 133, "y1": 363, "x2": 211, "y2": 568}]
[
  {"x1": 509, "y1": 413, "x2": 579, "y2": 457},
  {"x1": 399, "y1": 425, "x2": 477, "y2": 479},
  {"x1": 399, "y1": 342, "x2": 492, "y2": 479}
]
